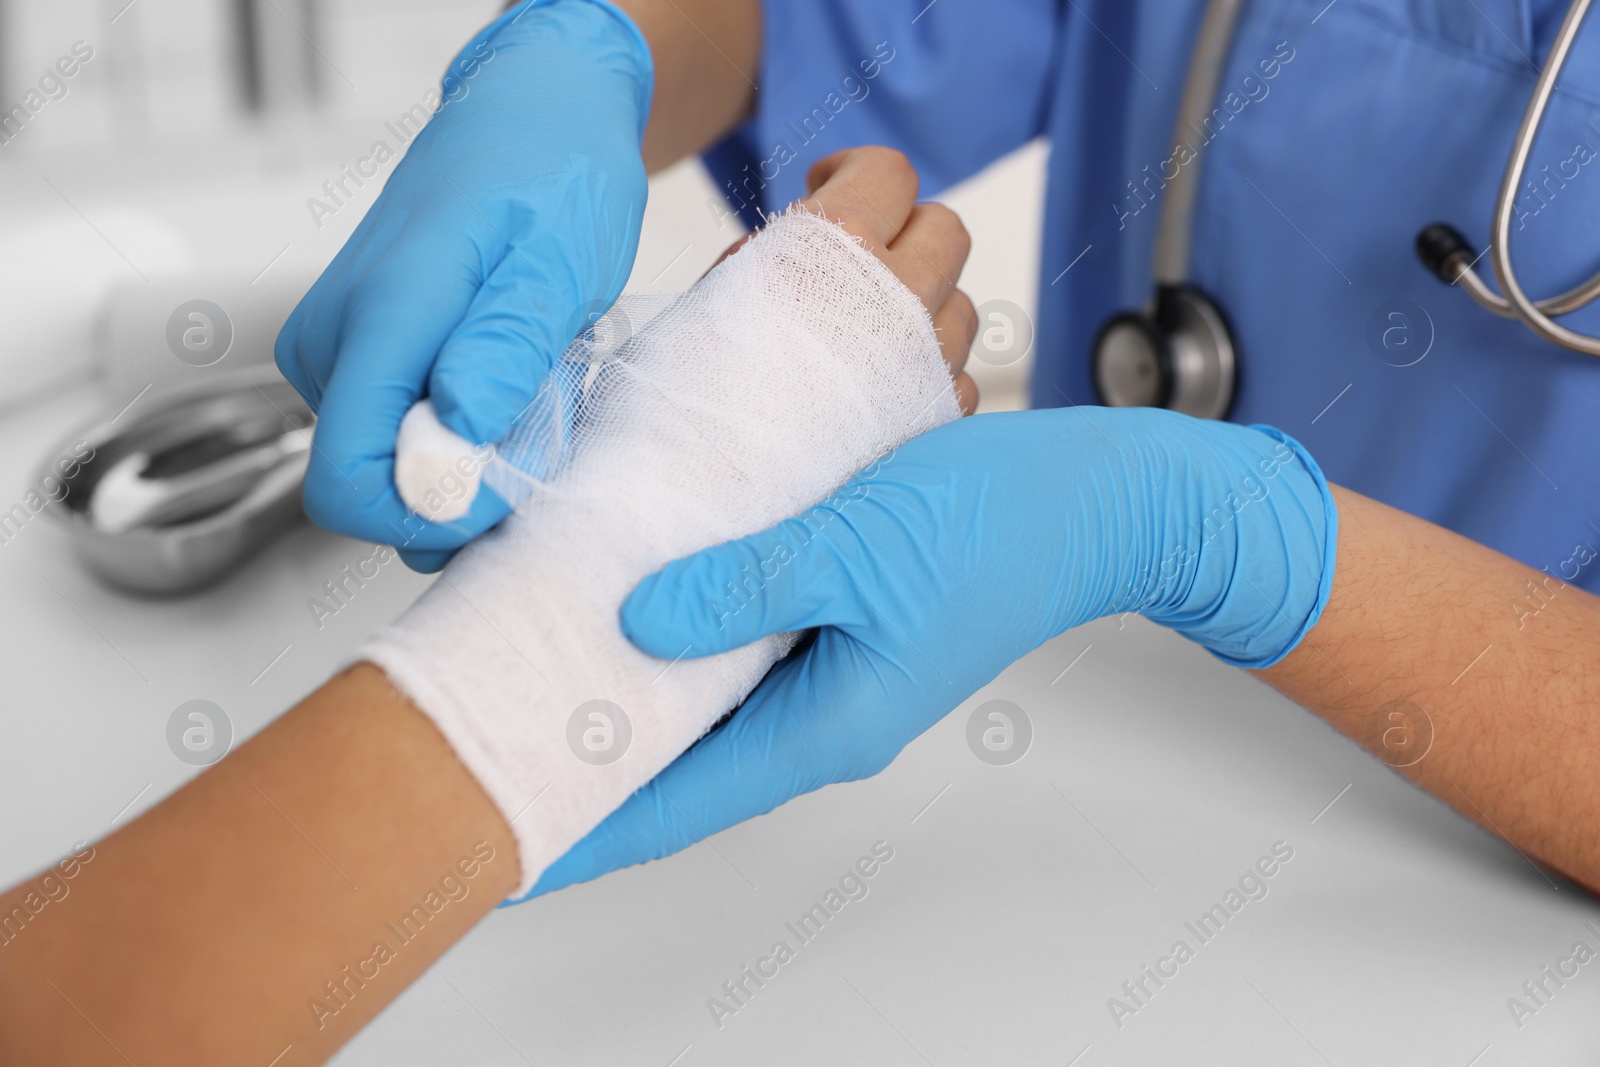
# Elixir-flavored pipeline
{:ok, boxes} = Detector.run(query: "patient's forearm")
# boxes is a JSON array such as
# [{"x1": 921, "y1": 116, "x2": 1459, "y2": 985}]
[
  {"x1": 1261, "y1": 486, "x2": 1600, "y2": 891},
  {"x1": 0, "y1": 665, "x2": 515, "y2": 1067}
]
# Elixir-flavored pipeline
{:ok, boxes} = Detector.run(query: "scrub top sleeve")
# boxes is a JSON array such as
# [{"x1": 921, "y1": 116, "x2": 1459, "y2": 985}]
[{"x1": 703, "y1": 0, "x2": 1061, "y2": 227}]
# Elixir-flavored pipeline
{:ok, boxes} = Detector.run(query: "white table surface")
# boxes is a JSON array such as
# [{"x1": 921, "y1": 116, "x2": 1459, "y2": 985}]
[{"x1": 3, "y1": 379, "x2": 1599, "y2": 1067}]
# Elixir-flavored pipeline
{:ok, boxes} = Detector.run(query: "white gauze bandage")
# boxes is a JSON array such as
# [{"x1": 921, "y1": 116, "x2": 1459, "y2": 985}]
[{"x1": 365, "y1": 211, "x2": 961, "y2": 896}]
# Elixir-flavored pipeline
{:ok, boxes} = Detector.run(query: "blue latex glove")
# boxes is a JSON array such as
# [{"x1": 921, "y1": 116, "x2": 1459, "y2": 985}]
[
  {"x1": 275, "y1": 0, "x2": 652, "y2": 571},
  {"x1": 517, "y1": 406, "x2": 1337, "y2": 900}
]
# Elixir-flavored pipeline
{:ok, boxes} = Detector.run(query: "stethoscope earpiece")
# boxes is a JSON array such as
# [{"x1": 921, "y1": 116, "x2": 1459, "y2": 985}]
[
  {"x1": 1415, "y1": 223, "x2": 1476, "y2": 285},
  {"x1": 1418, "y1": 0, "x2": 1600, "y2": 354}
]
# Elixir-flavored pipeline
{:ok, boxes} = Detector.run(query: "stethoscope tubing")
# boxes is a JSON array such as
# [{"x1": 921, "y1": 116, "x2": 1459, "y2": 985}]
[
  {"x1": 1485, "y1": 0, "x2": 1600, "y2": 354},
  {"x1": 1098, "y1": 0, "x2": 1600, "y2": 421}
]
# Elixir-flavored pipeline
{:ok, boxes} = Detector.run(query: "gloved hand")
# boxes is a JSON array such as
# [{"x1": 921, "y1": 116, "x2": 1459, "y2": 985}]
[
  {"x1": 519, "y1": 405, "x2": 1337, "y2": 898},
  {"x1": 275, "y1": 0, "x2": 652, "y2": 570}
]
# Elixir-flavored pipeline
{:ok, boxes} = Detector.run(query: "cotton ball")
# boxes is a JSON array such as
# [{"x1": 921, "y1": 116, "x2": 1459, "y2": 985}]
[{"x1": 394, "y1": 400, "x2": 482, "y2": 522}]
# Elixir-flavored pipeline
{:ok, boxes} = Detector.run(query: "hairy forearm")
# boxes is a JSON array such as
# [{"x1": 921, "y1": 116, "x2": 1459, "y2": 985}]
[
  {"x1": 1261, "y1": 486, "x2": 1600, "y2": 890},
  {"x1": 0, "y1": 665, "x2": 516, "y2": 1066}
]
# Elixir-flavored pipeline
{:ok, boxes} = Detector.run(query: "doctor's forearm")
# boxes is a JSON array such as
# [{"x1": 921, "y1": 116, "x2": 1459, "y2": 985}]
[
  {"x1": 1260, "y1": 486, "x2": 1600, "y2": 892},
  {"x1": 627, "y1": 0, "x2": 759, "y2": 171},
  {"x1": 563, "y1": 0, "x2": 759, "y2": 172}
]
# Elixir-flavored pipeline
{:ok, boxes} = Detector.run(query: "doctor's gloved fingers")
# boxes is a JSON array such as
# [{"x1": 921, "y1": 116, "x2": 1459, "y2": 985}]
[
  {"x1": 518, "y1": 651, "x2": 886, "y2": 901},
  {"x1": 302, "y1": 448, "x2": 513, "y2": 551},
  {"x1": 273, "y1": 234, "x2": 371, "y2": 411},
  {"x1": 274, "y1": 308, "x2": 321, "y2": 410},
  {"x1": 519, "y1": 765, "x2": 742, "y2": 899},
  {"x1": 275, "y1": 195, "x2": 477, "y2": 408},
  {"x1": 293, "y1": 212, "x2": 496, "y2": 535},
  {"x1": 620, "y1": 509, "x2": 879, "y2": 660},
  {"x1": 427, "y1": 253, "x2": 571, "y2": 451},
  {"x1": 932, "y1": 288, "x2": 981, "y2": 414},
  {"x1": 397, "y1": 546, "x2": 456, "y2": 573}
]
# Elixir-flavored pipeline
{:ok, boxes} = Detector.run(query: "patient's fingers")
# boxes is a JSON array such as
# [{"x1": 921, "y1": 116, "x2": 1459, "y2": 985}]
[
  {"x1": 932, "y1": 289, "x2": 980, "y2": 415},
  {"x1": 801, "y1": 146, "x2": 919, "y2": 249},
  {"x1": 710, "y1": 148, "x2": 971, "y2": 318},
  {"x1": 702, "y1": 145, "x2": 978, "y2": 414},
  {"x1": 885, "y1": 201, "x2": 969, "y2": 313},
  {"x1": 803, "y1": 151, "x2": 844, "y2": 195},
  {"x1": 932, "y1": 288, "x2": 976, "y2": 374}
]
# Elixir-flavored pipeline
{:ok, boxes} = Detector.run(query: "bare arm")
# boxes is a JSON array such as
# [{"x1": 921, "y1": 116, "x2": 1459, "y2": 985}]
[
  {"x1": 1261, "y1": 486, "x2": 1600, "y2": 890},
  {"x1": 606, "y1": 0, "x2": 762, "y2": 171},
  {"x1": 0, "y1": 666, "x2": 517, "y2": 1066}
]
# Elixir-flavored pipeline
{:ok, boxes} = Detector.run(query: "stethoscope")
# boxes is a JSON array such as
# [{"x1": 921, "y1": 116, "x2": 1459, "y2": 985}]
[{"x1": 1093, "y1": 0, "x2": 1600, "y2": 420}]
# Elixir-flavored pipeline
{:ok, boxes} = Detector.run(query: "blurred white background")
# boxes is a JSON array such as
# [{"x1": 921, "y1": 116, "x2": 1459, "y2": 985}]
[{"x1": 0, "y1": 0, "x2": 1042, "y2": 420}]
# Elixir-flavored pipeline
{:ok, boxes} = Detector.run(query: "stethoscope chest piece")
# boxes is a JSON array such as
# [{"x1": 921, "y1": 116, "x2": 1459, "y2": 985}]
[{"x1": 1093, "y1": 285, "x2": 1236, "y2": 420}]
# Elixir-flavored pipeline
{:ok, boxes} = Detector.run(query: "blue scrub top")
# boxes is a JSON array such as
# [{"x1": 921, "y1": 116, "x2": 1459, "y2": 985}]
[{"x1": 704, "y1": 0, "x2": 1600, "y2": 593}]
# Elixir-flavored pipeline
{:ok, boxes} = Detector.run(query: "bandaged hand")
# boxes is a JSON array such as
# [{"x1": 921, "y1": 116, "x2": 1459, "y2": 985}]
[
  {"x1": 364, "y1": 147, "x2": 980, "y2": 897},
  {"x1": 706, "y1": 148, "x2": 980, "y2": 415}
]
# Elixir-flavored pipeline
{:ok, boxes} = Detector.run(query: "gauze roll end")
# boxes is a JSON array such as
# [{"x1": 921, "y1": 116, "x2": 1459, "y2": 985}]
[{"x1": 395, "y1": 400, "x2": 484, "y2": 521}]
